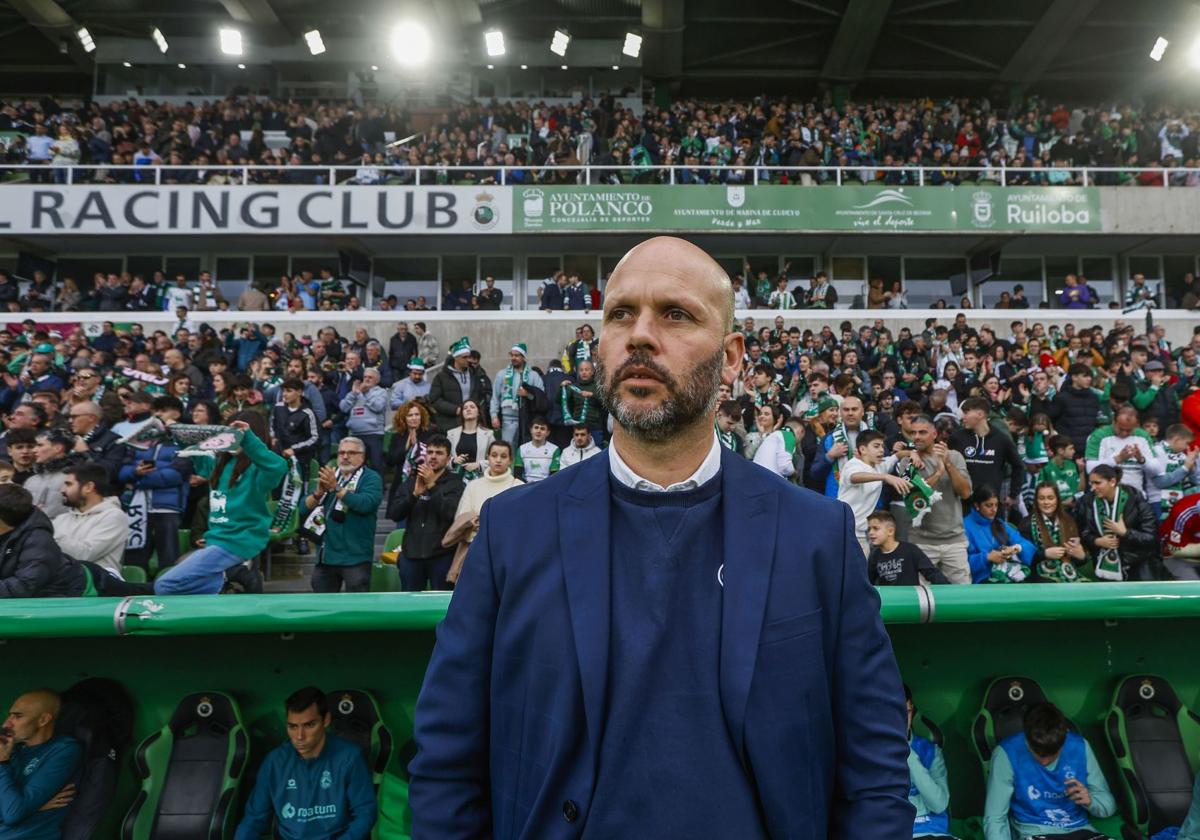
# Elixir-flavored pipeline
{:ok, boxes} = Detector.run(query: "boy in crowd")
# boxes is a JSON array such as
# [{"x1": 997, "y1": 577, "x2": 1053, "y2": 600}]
[
  {"x1": 715, "y1": 400, "x2": 744, "y2": 455},
  {"x1": 867, "y1": 511, "x2": 950, "y2": 586},
  {"x1": 559, "y1": 425, "x2": 601, "y2": 468},
  {"x1": 1150, "y1": 424, "x2": 1199, "y2": 516},
  {"x1": 838, "y1": 429, "x2": 910, "y2": 557},
  {"x1": 270, "y1": 377, "x2": 320, "y2": 484},
  {"x1": 0, "y1": 461, "x2": 13, "y2": 484},
  {"x1": 1038, "y1": 435, "x2": 1084, "y2": 509},
  {"x1": 905, "y1": 684, "x2": 955, "y2": 839},
  {"x1": 514, "y1": 417, "x2": 561, "y2": 484},
  {"x1": 984, "y1": 703, "x2": 1116, "y2": 840}
]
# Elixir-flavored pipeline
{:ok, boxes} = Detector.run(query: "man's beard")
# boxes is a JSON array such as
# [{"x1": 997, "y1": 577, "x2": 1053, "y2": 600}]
[{"x1": 594, "y1": 348, "x2": 725, "y2": 443}]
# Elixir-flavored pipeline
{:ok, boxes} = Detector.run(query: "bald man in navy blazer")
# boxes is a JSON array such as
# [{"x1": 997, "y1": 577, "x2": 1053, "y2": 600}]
[{"x1": 408, "y1": 237, "x2": 914, "y2": 839}]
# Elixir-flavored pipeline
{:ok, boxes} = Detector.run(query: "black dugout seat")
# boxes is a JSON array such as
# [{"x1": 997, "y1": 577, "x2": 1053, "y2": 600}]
[
  {"x1": 121, "y1": 691, "x2": 248, "y2": 840},
  {"x1": 972, "y1": 676, "x2": 1077, "y2": 779},
  {"x1": 326, "y1": 688, "x2": 393, "y2": 787}
]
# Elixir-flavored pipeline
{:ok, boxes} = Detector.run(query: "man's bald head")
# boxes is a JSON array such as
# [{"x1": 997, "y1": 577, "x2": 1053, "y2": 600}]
[
  {"x1": 607, "y1": 236, "x2": 735, "y2": 331},
  {"x1": 18, "y1": 690, "x2": 60, "y2": 720},
  {"x1": 4, "y1": 689, "x2": 61, "y2": 745}
]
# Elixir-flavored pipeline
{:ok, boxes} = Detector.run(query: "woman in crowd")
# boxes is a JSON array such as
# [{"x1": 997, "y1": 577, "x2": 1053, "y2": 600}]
[
  {"x1": 964, "y1": 485, "x2": 1035, "y2": 584},
  {"x1": 934, "y1": 360, "x2": 965, "y2": 414},
  {"x1": 273, "y1": 275, "x2": 294, "y2": 311},
  {"x1": 1019, "y1": 482, "x2": 1087, "y2": 583},
  {"x1": 446, "y1": 398, "x2": 494, "y2": 482},
  {"x1": 154, "y1": 411, "x2": 288, "y2": 595},
  {"x1": 743, "y1": 403, "x2": 781, "y2": 462},
  {"x1": 386, "y1": 399, "x2": 432, "y2": 505},
  {"x1": 1077, "y1": 464, "x2": 1161, "y2": 581},
  {"x1": 210, "y1": 371, "x2": 232, "y2": 407},
  {"x1": 54, "y1": 277, "x2": 82, "y2": 312},
  {"x1": 885, "y1": 279, "x2": 909, "y2": 309},
  {"x1": 445, "y1": 440, "x2": 524, "y2": 584},
  {"x1": 167, "y1": 372, "x2": 194, "y2": 419}
]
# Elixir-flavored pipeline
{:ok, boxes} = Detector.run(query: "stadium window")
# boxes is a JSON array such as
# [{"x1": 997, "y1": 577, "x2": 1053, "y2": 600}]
[
  {"x1": 1163, "y1": 255, "x2": 1194, "y2": 306},
  {"x1": 1126, "y1": 255, "x2": 1164, "y2": 307},
  {"x1": 599, "y1": 256, "x2": 622, "y2": 293},
  {"x1": 784, "y1": 257, "x2": 817, "y2": 281},
  {"x1": 713, "y1": 257, "x2": 744, "y2": 281},
  {"x1": 59, "y1": 257, "x2": 122, "y2": 293},
  {"x1": 291, "y1": 256, "x2": 337, "y2": 278},
  {"x1": 164, "y1": 257, "x2": 202, "y2": 282},
  {"x1": 903, "y1": 257, "x2": 969, "y2": 309},
  {"x1": 525, "y1": 256, "x2": 562, "y2": 308},
  {"x1": 478, "y1": 256, "x2": 515, "y2": 310},
  {"x1": 126, "y1": 256, "x2": 164, "y2": 279},
  {"x1": 1079, "y1": 256, "x2": 1116, "y2": 306},
  {"x1": 253, "y1": 255, "x2": 289, "y2": 286},
  {"x1": 215, "y1": 257, "x2": 251, "y2": 284},
  {"x1": 443, "y1": 254, "x2": 477, "y2": 309},
  {"x1": 988, "y1": 257, "x2": 1043, "y2": 307},
  {"x1": 373, "y1": 256, "x2": 439, "y2": 310},
  {"x1": 831, "y1": 256, "x2": 867, "y2": 304}
]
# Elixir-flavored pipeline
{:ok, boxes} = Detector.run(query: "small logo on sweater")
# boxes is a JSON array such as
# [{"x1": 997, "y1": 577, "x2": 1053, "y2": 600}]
[
  {"x1": 282, "y1": 802, "x2": 296, "y2": 819},
  {"x1": 320, "y1": 770, "x2": 332, "y2": 790},
  {"x1": 287, "y1": 778, "x2": 297, "y2": 790}
]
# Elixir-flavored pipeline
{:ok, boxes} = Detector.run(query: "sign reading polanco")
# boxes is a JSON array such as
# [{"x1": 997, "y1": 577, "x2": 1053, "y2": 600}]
[{"x1": 513, "y1": 185, "x2": 1101, "y2": 233}]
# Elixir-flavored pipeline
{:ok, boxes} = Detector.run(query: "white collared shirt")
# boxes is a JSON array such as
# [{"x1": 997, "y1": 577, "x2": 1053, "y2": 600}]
[{"x1": 608, "y1": 433, "x2": 723, "y2": 493}]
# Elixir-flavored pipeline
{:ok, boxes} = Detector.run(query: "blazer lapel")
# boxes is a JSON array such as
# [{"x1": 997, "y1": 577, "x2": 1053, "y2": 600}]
[
  {"x1": 718, "y1": 451, "x2": 778, "y2": 763},
  {"x1": 558, "y1": 451, "x2": 612, "y2": 762}
]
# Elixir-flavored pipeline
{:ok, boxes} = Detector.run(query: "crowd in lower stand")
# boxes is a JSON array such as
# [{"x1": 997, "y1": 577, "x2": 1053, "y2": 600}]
[{"x1": 0, "y1": 303, "x2": 1198, "y2": 597}]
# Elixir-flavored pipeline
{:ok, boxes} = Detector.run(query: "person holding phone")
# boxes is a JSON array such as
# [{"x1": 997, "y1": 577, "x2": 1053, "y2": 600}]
[
  {"x1": 1020, "y1": 482, "x2": 1087, "y2": 583},
  {"x1": 983, "y1": 703, "x2": 1116, "y2": 840}
]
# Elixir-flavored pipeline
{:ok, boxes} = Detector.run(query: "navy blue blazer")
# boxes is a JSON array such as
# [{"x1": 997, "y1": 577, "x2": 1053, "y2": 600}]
[{"x1": 408, "y1": 447, "x2": 914, "y2": 839}]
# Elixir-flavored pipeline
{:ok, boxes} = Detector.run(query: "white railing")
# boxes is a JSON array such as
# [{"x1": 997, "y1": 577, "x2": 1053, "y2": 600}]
[{"x1": 0, "y1": 163, "x2": 1194, "y2": 187}]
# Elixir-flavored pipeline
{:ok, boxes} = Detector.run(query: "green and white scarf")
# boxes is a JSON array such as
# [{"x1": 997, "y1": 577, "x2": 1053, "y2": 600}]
[
  {"x1": 716, "y1": 424, "x2": 739, "y2": 452},
  {"x1": 1092, "y1": 487, "x2": 1128, "y2": 581},
  {"x1": 500, "y1": 364, "x2": 533, "y2": 409},
  {"x1": 1159, "y1": 447, "x2": 1197, "y2": 513},
  {"x1": 1031, "y1": 513, "x2": 1081, "y2": 583},
  {"x1": 301, "y1": 466, "x2": 363, "y2": 542},
  {"x1": 902, "y1": 462, "x2": 942, "y2": 526},
  {"x1": 561, "y1": 383, "x2": 591, "y2": 425},
  {"x1": 270, "y1": 456, "x2": 304, "y2": 536},
  {"x1": 124, "y1": 488, "x2": 150, "y2": 551}
]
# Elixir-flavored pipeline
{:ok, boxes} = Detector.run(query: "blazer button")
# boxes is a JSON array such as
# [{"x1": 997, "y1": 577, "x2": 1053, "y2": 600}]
[{"x1": 562, "y1": 800, "x2": 579, "y2": 823}]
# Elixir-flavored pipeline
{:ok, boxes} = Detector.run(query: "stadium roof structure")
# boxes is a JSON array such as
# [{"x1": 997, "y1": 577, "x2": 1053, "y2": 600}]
[{"x1": 0, "y1": 0, "x2": 1197, "y2": 97}]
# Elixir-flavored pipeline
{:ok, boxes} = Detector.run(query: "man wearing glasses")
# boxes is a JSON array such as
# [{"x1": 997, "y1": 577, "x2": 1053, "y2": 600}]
[
  {"x1": 68, "y1": 367, "x2": 122, "y2": 425},
  {"x1": 65, "y1": 401, "x2": 122, "y2": 482},
  {"x1": 299, "y1": 436, "x2": 383, "y2": 594}
]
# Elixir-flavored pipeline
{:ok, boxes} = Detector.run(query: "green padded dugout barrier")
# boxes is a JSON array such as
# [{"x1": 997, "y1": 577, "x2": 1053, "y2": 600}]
[{"x1": 2, "y1": 583, "x2": 1200, "y2": 839}]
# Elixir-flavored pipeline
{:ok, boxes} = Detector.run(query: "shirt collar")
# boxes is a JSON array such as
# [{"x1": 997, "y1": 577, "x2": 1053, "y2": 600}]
[{"x1": 608, "y1": 433, "x2": 723, "y2": 493}]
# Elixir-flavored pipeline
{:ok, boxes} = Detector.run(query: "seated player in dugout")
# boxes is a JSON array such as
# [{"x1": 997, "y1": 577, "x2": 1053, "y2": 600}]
[
  {"x1": 984, "y1": 702, "x2": 1117, "y2": 840},
  {"x1": 0, "y1": 689, "x2": 80, "y2": 838},
  {"x1": 234, "y1": 686, "x2": 376, "y2": 840},
  {"x1": 905, "y1": 684, "x2": 955, "y2": 840}
]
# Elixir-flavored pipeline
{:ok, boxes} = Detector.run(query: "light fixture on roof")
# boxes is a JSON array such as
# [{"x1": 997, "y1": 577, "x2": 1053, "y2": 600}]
[
  {"x1": 485, "y1": 29, "x2": 505, "y2": 57},
  {"x1": 370, "y1": 64, "x2": 379, "y2": 71},
  {"x1": 219, "y1": 27, "x2": 242, "y2": 56},
  {"x1": 76, "y1": 26, "x2": 96, "y2": 53},
  {"x1": 177, "y1": 62, "x2": 187, "y2": 68},
  {"x1": 520, "y1": 63, "x2": 528, "y2": 69},
  {"x1": 622, "y1": 32, "x2": 642, "y2": 58},
  {"x1": 1150, "y1": 36, "x2": 1169, "y2": 62},
  {"x1": 152, "y1": 27, "x2": 169, "y2": 53},
  {"x1": 612, "y1": 64, "x2": 619, "y2": 70},
  {"x1": 304, "y1": 29, "x2": 326, "y2": 56},
  {"x1": 560, "y1": 64, "x2": 568, "y2": 70},
  {"x1": 550, "y1": 29, "x2": 570, "y2": 57},
  {"x1": 390, "y1": 20, "x2": 431, "y2": 65},
  {"x1": 237, "y1": 63, "x2": 246, "y2": 69},
  {"x1": 1188, "y1": 38, "x2": 1200, "y2": 68},
  {"x1": 486, "y1": 63, "x2": 494, "y2": 69},
  {"x1": 122, "y1": 61, "x2": 132, "y2": 67}
]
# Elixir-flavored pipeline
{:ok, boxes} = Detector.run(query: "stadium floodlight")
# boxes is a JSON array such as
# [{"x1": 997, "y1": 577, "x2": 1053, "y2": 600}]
[
  {"x1": 370, "y1": 64, "x2": 379, "y2": 71},
  {"x1": 304, "y1": 29, "x2": 326, "y2": 56},
  {"x1": 76, "y1": 26, "x2": 96, "y2": 53},
  {"x1": 612, "y1": 64, "x2": 619, "y2": 70},
  {"x1": 1188, "y1": 38, "x2": 1200, "y2": 68},
  {"x1": 237, "y1": 63, "x2": 246, "y2": 69},
  {"x1": 560, "y1": 64, "x2": 568, "y2": 70},
  {"x1": 219, "y1": 27, "x2": 242, "y2": 56},
  {"x1": 520, "y1": 63, "x2": 528, "y2": 69},
  {"x1": 550, "y1": 29, "x2": 570, "y2": 57},
  {"x1": 622, "y1": 32, "x2": 642, "y2": 58},
  {"x1": 485, "y1": 29, "x2": 505, "y2": 57},
  {"x1": 177, "y1": 62, "x2": 187, "y2": 68},
  {"x1": 1150, "y1": 36, "x2": 1169, "y2": 62},
  {"x1": 486, "y1": 63, "x2": 494, "y2": 69},
  {"x1": 152, "y1": 27, "x2": 169, "y2": 53},
  {"x1": 390, "y1": 21, "x2": 431, "y2": 66},
  {"x1": 123, "y1": 61, "x2": 132, "y2": 67}
]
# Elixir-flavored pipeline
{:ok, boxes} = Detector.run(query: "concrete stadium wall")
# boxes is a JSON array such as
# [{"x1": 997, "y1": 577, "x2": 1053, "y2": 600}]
[{"x1": 20, "y1": 309, "x2": 1194, "y2": 374}]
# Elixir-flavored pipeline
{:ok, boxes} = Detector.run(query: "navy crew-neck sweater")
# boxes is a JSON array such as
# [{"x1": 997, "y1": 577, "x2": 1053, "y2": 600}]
[{"x1": 582, "y1": 474, "x2": 768, "y2": 838}]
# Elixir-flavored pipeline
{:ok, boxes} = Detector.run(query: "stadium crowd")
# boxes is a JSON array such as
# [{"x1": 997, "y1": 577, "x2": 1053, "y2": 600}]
[
  {"x1": 0, "y1": 300, "x2": 1198, "y2": 597},
  {"x1": 6, "y1": 93, "x2": 1200, "y2": 185}
]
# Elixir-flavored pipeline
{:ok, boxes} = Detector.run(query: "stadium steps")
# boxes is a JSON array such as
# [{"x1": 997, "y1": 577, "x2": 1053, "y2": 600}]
[{"x1": 262, "y1": 497, "x2": 395, "y2": 593}]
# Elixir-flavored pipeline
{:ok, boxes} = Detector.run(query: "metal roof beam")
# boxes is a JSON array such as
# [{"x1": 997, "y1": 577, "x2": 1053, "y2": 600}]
[
  {"x1": 217, "y1": 0, "x2": 282, "y2": 28},
  {"x1": 999, "y1": 0, "x2": 1100, "y2": 86},
  {"x1": 6, "y1": 0, "x2": 93, "y2": 72},
  {"x1": 820, "y1": 0, "x2": 894, "y2": 81}
]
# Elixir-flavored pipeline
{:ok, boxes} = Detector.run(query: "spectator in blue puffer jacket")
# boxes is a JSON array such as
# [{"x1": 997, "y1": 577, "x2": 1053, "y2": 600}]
[{"x1": 117, "y1": 396, "x2": 192, "y2": 574}]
